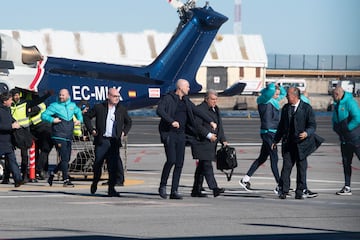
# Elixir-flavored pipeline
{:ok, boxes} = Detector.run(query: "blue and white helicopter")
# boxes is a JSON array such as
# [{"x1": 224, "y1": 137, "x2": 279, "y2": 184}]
[{"x1": 0, "y1": 0, "x2": 245, "y2": 109}]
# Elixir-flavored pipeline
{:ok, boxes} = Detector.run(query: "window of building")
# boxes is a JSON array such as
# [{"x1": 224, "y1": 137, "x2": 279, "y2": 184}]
[
  {"x1": 256, "y1": 67, "x2": 260, "y2": 78},
  {"x1": 239, "y1": 67, "x2": 244, "y2": 78}
]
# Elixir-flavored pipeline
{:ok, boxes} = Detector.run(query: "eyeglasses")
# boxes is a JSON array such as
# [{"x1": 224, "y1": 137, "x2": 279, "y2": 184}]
[{"x1": 110, "y1": 95, "x2": 120, "y2": 98}]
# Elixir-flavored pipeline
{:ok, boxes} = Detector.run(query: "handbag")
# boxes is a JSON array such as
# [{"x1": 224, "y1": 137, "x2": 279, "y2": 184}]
[
  {"x1": 216, "y1": 145, "x2": 237, "y2": 181},
  {"x1": 12, "y1": 127, "x2": 34, "y2": 149}
]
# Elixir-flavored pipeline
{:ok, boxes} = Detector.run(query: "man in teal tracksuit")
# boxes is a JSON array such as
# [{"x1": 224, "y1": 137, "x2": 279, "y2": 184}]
[
  {"x1": 41, "y1": 89, "x2": 83, "y2": 187},
  {"x1": 332, "y1": 86, "x2": 360, "y2": 196}
]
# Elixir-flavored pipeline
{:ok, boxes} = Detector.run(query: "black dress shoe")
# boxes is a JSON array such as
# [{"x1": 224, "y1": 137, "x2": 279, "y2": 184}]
[
  {"x1": 159, "y1": 186, "x2": 167, "y2": 199},
  {"x1": 279, "y1": 193, "x2": 287, "y2": 199},
  {"x1": 90, "y1": 182, "x2": 97, "y2": 194},
  {"x1": 108, "y1": 189, "x2": 121, "y2": 197},
  {"x1": 14, "y1": 181, "x2": 24, "y2": 188},
  {"x1": 170, "y1": 192, "x2": 183, "y2": 200},
  {"x1": 191, "y1": 191, "x2": 207, "y2": 197},
  {"x1": 1, "y1": 179, "x2": 10, "y2": 184},
  {"x1": 48, "y1": 174, "x2": 54, "y2": 186},
  {"x1": 295, "y1": 194, "x2": 304, "y2": 200},
  {"x1": 213, "y1": 188, "x2": 224, "y2": 197}
]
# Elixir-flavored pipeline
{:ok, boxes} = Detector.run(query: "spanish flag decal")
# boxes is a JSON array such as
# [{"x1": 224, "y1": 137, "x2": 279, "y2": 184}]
[{"x1": 128, "y1": 90, "x2": 137, "y2": 98}]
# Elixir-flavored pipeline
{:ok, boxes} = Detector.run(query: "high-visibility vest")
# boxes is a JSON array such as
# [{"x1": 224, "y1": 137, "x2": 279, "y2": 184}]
[
  {"x1": 11, "y1": 101, "x2": 30, "y2": 127},
  {"x1": 29, "y1": 102, "x2": 46, "y2": 125},
  {"x1": 73, "y1": 116, "x2": 82, "y2": 137}
]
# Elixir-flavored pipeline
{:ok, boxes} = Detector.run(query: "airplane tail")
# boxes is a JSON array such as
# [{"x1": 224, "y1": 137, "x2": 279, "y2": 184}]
[{"x1": 146, "y1": 4, "x2": 228, "y2": 94}]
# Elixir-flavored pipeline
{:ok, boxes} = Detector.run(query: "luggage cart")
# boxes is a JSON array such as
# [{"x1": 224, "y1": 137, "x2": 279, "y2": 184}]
[
  {"x1": 67, "y1": 133, "x2": 128, "y2": 179},
  {"x1": 68, "y1": 133, "x2": 97, "y2": 179}
]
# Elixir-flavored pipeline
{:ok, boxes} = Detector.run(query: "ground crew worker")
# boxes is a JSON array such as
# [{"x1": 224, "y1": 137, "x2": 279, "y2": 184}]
[
  {"x1": 30, "y1": 101, "x2": 53, "y2": 180},
  {"x1": 10, "y1": 89, "x2": 52, "y2": 181}
]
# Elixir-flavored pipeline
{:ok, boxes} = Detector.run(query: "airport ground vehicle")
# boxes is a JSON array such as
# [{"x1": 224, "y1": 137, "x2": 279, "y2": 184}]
[
  {"x1": 276, "y1": 78, "x2": 307, "y2": 92},
  {"x1": 328, "y1": 80, "x2": 339, "y2": 95},
  {"x1": 240, "y1": 80, "x2": 262, "y2": 95},
  {"x1": 328, "y1": 80, "x2": 355, "y2": 95},
  {"x1": 240, "y1": 78, "x2": 307, "y2": 96},
  {"x1": 355, "y1": 81, "x2": 360, "y2": 97}
]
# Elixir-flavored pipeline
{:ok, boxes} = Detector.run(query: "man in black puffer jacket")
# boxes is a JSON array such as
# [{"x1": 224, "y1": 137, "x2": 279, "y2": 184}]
[{"x1": 157, "y1": 79, "x2": 217, "y2": 200}]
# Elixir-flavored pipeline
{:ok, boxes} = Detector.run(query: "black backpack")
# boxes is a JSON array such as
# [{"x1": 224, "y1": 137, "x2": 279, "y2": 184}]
[{"x1": 216, "y1": 145, "x2": 237, "y2": 181}]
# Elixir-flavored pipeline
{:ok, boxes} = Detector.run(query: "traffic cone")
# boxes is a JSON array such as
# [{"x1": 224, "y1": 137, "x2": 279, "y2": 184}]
[{"x1": 29, "y1": 141, "x2": 37, "y2": 182}]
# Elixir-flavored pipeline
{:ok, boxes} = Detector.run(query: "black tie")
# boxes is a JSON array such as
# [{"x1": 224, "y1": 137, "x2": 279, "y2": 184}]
[{"x1": 291, "y1": 106, "x2": 295, "y2": 115}]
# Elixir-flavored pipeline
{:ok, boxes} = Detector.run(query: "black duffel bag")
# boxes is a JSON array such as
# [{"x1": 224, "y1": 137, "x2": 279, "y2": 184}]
[{"x1": 216, "y1": 145, "x2": 237, "y2": 181}]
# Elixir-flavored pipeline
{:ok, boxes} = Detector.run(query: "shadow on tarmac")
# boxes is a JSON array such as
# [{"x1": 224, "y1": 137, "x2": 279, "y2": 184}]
[{"x1": 13, "y1": 232, "x2": 360, "y2": 240}]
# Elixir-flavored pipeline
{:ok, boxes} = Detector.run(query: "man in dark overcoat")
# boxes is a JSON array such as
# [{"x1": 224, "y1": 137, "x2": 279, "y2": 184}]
[
  {"x1": 189, "y1": 89, "x2": 227, "y2": 197},
  {"x1": 273, "y1": 87, "x2": 323, "y2": 199},
  {"x1": 0, "y1": 92, "x2": 23, "y2": 187}
]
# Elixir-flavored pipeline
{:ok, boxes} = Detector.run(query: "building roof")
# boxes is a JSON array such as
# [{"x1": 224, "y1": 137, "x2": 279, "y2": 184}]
[{"x1": 1, "y1": 29, "x2": 267, "y2": 67}]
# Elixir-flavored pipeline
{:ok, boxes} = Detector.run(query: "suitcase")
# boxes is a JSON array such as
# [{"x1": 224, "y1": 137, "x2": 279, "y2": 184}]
[{"x1": 216, "y1": 145, "x2": 237, "y2": 181}]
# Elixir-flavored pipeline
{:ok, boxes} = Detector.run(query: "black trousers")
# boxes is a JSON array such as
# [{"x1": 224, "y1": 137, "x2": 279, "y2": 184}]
[
  {"x1": 160, "y1": 131, "x2": 186, "y2": 193},
  {"x1": 247, "y1": 132, "x2": 280, "y2": 183},
  {"x1": 340, "y1": 141, "x2": 360, "y2": 187},
  {"x1": 53, "y1": 139, "x2": 72, "y2": 181},
  {"x1": 32, "y1": 123, "x2": 53, "y2": 174},
  {"x1": 20, "y1": 147, "x2": 29, "y2": 177},
  {"x1": 192, "y1": 160, "x2": 218, "y2": 192},
  {"x1": 93, "y1": 138, "x2": 123, "y2": 190},
  {"x1": 279, "y1": 143, "x2": 307, "y2": 196},
  {"x1": 1, "y1": 151, "x2": 22, "y2": 183}
]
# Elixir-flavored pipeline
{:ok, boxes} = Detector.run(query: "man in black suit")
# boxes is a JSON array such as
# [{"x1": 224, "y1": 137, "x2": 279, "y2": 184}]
[
  {"x1": 84, "y1": 88, "x2": 132, "y2": 197},
  {"x1": 273, "y1": 87, "x2": 321, "y2": 199}
]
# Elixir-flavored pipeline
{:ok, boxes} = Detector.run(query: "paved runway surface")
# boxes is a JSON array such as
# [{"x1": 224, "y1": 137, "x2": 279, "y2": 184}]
[{"x1": 0, "y1": 116, "x2": 359, "y2": 239}]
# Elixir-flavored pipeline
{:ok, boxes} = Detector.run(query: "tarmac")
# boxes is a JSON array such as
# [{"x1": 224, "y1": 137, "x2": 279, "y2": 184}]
[{"x1": 0, "y1": 143, "x2": 359, "y2": 239}]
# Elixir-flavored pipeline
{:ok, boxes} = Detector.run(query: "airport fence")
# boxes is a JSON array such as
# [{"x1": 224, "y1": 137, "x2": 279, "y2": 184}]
[{"x1": 267, "y1": 54, "x2": 360, "y2": 70}]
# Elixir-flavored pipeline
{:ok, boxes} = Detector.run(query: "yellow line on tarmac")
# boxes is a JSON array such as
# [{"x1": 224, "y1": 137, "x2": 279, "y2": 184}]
[{"x1": 124, "y1": 179, "x2": 145, "y2": 186}]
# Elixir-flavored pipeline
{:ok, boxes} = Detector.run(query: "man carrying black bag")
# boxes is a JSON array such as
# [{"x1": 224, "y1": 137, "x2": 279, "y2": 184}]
[
  {"x1": 216, "y1": 144, "x2": 237, "y2": 181},
  {"x1": 188, "y1": 89, "x2": 228, "y2": 198}
]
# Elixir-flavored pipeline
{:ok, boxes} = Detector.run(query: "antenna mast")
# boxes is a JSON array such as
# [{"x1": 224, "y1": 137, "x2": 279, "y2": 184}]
[{"x1": 234, "y1": 0, "x2": 242, "y2": 35}]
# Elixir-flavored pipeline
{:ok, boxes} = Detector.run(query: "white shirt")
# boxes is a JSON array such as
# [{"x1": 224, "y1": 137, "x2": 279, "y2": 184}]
[
  {"x1": 292, "y1": 100, "x2": 300, "y2": 112},
  {"x1": 104, "y1": 106, "x2": 116, "y2": 137}
]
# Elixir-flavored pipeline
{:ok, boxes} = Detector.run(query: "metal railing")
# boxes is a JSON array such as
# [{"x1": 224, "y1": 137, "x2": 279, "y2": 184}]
[{"x1": 267, "y1": 54, "x2": 360, "y2": 70}]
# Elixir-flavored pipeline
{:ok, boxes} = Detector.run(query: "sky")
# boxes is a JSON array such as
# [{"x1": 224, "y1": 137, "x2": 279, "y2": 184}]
[{"x1": 1, "y1": 0, "x2": 359, "y2": 55}]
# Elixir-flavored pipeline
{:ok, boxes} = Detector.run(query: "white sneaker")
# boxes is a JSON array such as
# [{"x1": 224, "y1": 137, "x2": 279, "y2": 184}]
[
  {"x1": 239, "y1": 178, "x2": 252, "y2": 191},
  {"x1": 273, "y1": 186, "x2": 279, "y2": 195},
  {"x1": 303, "y1": 189, "x2": 318, "y2": 198},
  {"x1": 336, "y1": 186, "x2": 352, "y2": 196}
]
